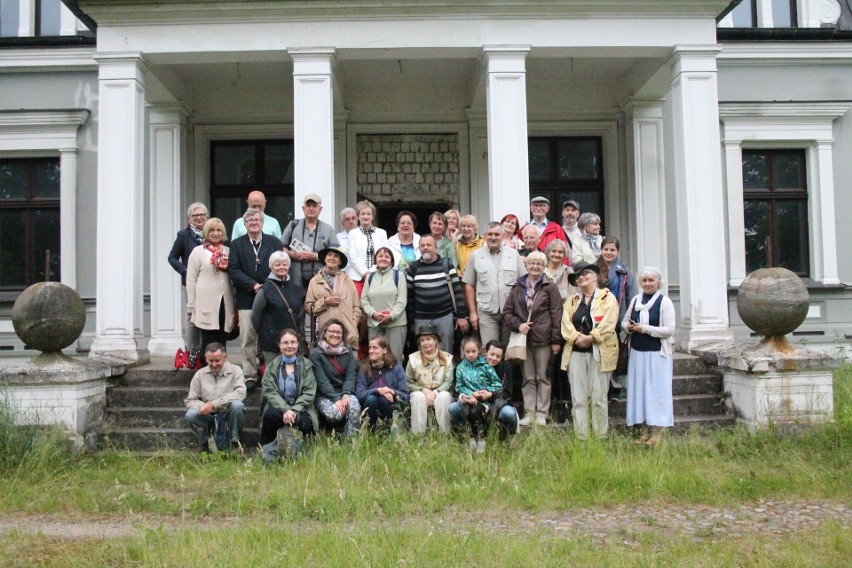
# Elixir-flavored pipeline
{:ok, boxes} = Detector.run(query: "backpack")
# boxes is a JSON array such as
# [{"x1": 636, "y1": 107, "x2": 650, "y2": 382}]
[{"x1": 368, "y1": 268, "x2": 399, "y2": 288}]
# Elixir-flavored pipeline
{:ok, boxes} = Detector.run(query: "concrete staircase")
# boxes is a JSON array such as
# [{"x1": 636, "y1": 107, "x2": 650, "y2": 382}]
[{"x1": 97, "y1": 353, "x2": 732, "y2": 451}]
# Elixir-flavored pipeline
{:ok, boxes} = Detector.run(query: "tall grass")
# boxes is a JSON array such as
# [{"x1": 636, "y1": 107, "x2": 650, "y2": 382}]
[{"x1": 0, "y1": 393, "x2": 73, "y2": 477}]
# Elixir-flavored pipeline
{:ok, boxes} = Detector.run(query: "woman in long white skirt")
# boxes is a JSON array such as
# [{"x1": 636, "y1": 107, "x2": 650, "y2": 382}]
[{"x1": 621, "y1": 267, "x2": 675, "y2": 445}]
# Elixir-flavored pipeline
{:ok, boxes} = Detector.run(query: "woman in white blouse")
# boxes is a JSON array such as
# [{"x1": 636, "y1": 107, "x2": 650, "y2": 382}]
[{"x1": 346, "y1": 199, "x2": 389, "y2": 296}]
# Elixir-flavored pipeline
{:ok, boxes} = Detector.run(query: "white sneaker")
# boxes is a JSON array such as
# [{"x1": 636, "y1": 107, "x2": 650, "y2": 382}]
[
  {"x1": 476, "y1": 439, "x2": 486, "y2": 454},
  {"x1": 469, "y1": 438, "x2": 477, "y2": 451},
  {"x1": 535, "y1": 415, "x2": 547, "y2": 426},
  {"x1": 519, "y1": 416, "x2": 533, "y2": 427}
]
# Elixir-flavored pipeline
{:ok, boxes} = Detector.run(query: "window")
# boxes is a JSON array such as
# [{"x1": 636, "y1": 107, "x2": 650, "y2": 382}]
[
  {"x1": 36, "y1": 0, "x2": 62, "y2": 36},
  {"x1": 729, "y1": 0, "x2": 798, "y2": 28},
  {"x1": 528, "y1": 136, "x2": 605, "y2": 228},
  {"x1": 209, "y1": 139, "x2": 295, "y2": 235},
  {"x1": 0, "y1": 158, "x2": 60, "y2": 289},
  {"x1": 742, "y1": 149, "x2": 808, "y2": 276}
]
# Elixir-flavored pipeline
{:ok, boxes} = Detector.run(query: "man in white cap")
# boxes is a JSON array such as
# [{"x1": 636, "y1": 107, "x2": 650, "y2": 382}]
[
  {"x1": 524, "y1": 196, "x2": 568, "y2": 260},
  {"x1": 231, "y1": 190, "x2": 282, "y2": 239},
  {"x1": 280, "y1": 193, "x2": 339, "y2": 289}
]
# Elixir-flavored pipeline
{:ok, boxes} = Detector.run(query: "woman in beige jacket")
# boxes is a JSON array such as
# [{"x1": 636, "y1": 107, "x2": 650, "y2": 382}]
[
  {"x1": 186, "y1": 217, "x2": 235, "y2": 362},
  {"x1": 305, "y1": 247, "x2": 362, "y2": 351}
]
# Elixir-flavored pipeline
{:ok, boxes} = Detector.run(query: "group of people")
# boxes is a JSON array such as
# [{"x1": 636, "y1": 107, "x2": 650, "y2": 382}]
[{"x1": 174, "y1": 190, "x2": 677, "y2": 458}]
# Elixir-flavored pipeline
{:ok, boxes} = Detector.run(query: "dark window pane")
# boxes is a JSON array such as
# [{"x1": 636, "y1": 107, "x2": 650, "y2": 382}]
[
  {"x1": 33, "y1": 159, "x2": 60, "y2": 198},
  {"x1": 772, "y1": 152, "x2": 805, "y2": 190},
  {"x1": 528, "y1": 140, "x2": 551, "y2": 182},
  {"x1": 33, "y1": 208, "x2": 60, "y2": 281},
  {"x1": 0, "y1": 161, "x2": 28, "y2": 199},
  {"x1": 742, "y1": 152, "x2": 768, "y2": 190},
  {"x1": 267, "y1": 196, "x2": 296, "y2": 228},
  {"x1": 0, "y1": 209, "x2": 27, "y2": 287},
  {"x1": 1, "y1": 0, "x2": 20, "y2": 37},
  {"x1": 771, "y1": 0, "x2": 794, "y2": 27},
  {"x1": 213, "y1": 144, "x2": 256, "y2": 185},
  {"x1": 775, "y1": 200, "x2": 808, "y2": 274},
  {"x1": 557, "y1": 139, "x2": 599, "y2": 180},
  {"x1": 730, "y1": 0, "x2": 755, "y2": 27},
  {"x1": 264, "y1": 143, "x2": 295, "y2": 184},
  {"x1": 38, "y1": 0, "x2": 62, "y2": 36},
  {"x1": 744, "y1": 199, "x2": 771, "y2": 273}
]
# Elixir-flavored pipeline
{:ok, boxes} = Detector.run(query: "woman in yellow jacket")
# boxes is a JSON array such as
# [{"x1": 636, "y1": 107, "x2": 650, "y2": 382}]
[{"x1": 560, "y1": 262, "x2": 619, "y2": 439}]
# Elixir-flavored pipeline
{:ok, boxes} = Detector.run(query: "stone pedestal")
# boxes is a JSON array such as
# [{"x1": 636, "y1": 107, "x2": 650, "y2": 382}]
[
  {"x1": 718, "y1": 340, "x2": 838, "y2": 432},
  {"x1": 0, "y1": 353, "x2": 124, "y2": 449}
]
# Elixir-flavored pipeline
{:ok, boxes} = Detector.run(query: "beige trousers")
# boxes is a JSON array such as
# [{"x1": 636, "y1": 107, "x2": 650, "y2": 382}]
[
  {"x1": 238, "y1": 309, "x2": 258, "y2": 380},
  {"x1": 568, "y1": 350, "x2": 611, "y2": 439},
  {"x1": 522, "y1": 344, "x2": 553, "y2": 418},
  {"x1": 409, "y1": 390, "x2": 453, "y2": 434}
]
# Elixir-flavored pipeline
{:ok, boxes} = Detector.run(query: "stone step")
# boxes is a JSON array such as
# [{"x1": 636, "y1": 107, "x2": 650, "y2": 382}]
[
  {"x1": 107, "y1": 386, "x2": 263, "y2": 408},
  {"x1": 105, "y1": 407, "x2": 264, "y2": 429},
  {"x1": 608, "y1": 394, "x2": 726, "y2": 417},
  {"x1": 672, "y1": 374, "x2": 723, "y2": 396}
]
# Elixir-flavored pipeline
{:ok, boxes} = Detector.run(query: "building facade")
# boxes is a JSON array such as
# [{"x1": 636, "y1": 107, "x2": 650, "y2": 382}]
[{"x1": 0, "y1": 0, "x2": 850, "y2": 362}]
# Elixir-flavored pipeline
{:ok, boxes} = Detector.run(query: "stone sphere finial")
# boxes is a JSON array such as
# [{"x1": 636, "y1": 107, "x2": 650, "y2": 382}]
[
  {"x1": 11, "y1": 282, "x2": 86, "y2": 353},
  {"x1": 737, "y1": 268, "x2": 809, "y2": 343}
]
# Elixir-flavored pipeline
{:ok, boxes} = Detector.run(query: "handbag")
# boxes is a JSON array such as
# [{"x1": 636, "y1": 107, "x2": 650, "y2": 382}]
[
  {"x1": 506, "y1": 330, "x2": 528, "y2": 362},
  {"x1": 506, "y1": 287, "x2": 539, "y2": 362},
  {"x1": 615, "y1": 336, "x2": 630, "y2": 376}
]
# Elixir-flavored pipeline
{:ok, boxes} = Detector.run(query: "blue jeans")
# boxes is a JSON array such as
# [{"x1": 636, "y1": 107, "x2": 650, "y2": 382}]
[
  {"x1": 497, "y1": 403, "x2": 519, "y2": 436},
  {"x1": 448, "y1": 400, "x2": 490, "y2": 438},
  {"x1": 184, "y1": 400, "x2": 246, "y2": 449}
]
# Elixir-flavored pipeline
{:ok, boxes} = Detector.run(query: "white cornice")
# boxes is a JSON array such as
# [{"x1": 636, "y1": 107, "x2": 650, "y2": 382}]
[
  {"x1": 0, "y1": 47, "x2": 97, "y2": 73},
  {"x1": 0, "y1": 110, "x2": 90, "y2": 128},
  {"x1": 77, "y1": 1, "x2": 731, "y2": 25},
  {"x1": 718, "y1": 43, "x2": 852, "y2": 66},
  {"x1": 719, "y1": 102, "x2": 851, "y2": 120}
]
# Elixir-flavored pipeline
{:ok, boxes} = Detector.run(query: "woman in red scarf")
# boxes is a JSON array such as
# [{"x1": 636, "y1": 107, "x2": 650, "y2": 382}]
[{"x1": 187, "y1": 217, "x2": 235, "y2": 362}]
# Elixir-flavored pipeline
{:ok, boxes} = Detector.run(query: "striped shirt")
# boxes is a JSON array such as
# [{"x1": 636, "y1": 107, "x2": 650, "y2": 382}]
[{"x1": 405, "y1": 256, "x2": 468, "y2": 321}]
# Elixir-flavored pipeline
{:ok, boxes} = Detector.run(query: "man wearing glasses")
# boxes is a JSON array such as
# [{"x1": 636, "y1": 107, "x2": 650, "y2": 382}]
[
  {"x1": 524, "y1": 196, "x2": 569, "y2": 262},
  {"x1": 281, "y1": 193, "x2": 339, "y2": 289},
  {"x1": 230, "y1": 209, "x2": 285, "y2": 389},
  {"x1": 168, "y1": 202, "x2": 210, "y2": 351}
]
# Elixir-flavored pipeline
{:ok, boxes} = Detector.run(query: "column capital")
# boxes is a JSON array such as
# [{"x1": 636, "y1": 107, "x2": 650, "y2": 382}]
[
  {"x1": 482, "y1": 45, "x2": 530, "y2": 72},
  {"x1": 95, "y1": 52, "x2": 148, "y2": 82},
  {"x1": 668, "y1": 45, "x2": 721, "y2": 74},
  {"x1": 289, "y1": 47, "x2": 336, "y2": 72},
  {"x1": 621, "y1": 98, "x2": 665, "y2": 119},
  {"x1": 147, "y1": 103, "x2": 190, "y2": 124}
]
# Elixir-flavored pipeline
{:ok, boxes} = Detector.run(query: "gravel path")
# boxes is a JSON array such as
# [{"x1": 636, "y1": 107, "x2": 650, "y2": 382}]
[{"x1": 0, "y1": 499, "x2": 848, "y2": 542}]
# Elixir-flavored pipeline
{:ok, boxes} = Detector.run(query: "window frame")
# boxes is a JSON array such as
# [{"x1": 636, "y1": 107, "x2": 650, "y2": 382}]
[
  {"x1": 0, "y1": 156, "x2": 61, "y2": 290},
  {"x1": 741, "y1": 148, "x2": 810, "y2": 276}
]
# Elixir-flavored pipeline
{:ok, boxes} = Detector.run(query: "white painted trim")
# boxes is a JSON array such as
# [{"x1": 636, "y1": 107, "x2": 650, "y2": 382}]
[
  {"x1": 718, "y1": 43, "x2": 852, "y2": 65},
  {"x1": 799, "y1": 0, "x2": 843, "y2": 27},
  {"x1": 0, "y1": 109, "x2": 89, "y2": 292},
  {"x1": 192, "y1": 123, "x2": 295, "y2": 206},
  {"x1": 720, "y1": 101, "x2": 851, "y2": 285},
  {"x1": 18, "y1": 0, "x2": 35, "y2": 37},
  {"x1": 0, "y1": 47, "x2": 97, "y2": 72}
]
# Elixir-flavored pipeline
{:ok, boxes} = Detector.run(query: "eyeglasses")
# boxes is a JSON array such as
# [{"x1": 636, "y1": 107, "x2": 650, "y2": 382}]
[
  {"x1": 191, "y1": 214, "x2": 207, "y2": 218},
  {"x1": 326, "y1": 330, "x2": 343, "y2": 336}
]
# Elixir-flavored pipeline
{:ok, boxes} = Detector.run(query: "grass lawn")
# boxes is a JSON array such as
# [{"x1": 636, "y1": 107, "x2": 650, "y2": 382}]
[{"x1": 0, "y1": 366, "x2": 850, "y2": 566}]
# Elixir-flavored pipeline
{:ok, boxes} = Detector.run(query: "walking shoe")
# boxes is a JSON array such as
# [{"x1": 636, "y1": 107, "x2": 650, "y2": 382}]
[
  {"x1": 645, "y1": 427, "x2": 663, "y2": 446},
  {"x1": 207, "y1": 434, "x2": 218, "y2": 454},
  {"x1": 245, "y1": 378, "x2": 258, "y2": 391},
  {"x1": 519, "y1": 416, "x2": 533, "y2": 427},
  {"x1": 476, "y1": 439, "x2": 486, "y2": 454},
  {"x1": 535, "y1": 415, "x2": 547, "y2": 426}
]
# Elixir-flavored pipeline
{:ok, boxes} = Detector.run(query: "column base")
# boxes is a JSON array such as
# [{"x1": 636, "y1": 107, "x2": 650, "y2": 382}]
[
  {"x1": 674, "y1": 326, "x2": 734, "y2": 356},
  {"x1": 89, "y1": 336, "x2": 150, "y2": 366},
  {"x1": 148, "y1": 335, "x2": 184, "y2": 359},
  {"x1": 717, "y1": 341, "x2": 839, "y2": 432}
]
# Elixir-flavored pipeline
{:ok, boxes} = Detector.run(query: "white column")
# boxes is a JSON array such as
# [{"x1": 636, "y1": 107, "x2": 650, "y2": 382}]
[
  {"x1": 668, "y1": 46, "x2": 733, "y2": 351},
  {"x1": 812, "y1": 141, "x2": 840, "y2": 284},
  {"x1": 290, "y1": 48, "x2": 335, "y2": 226},
  {"x1": 723, "y1": 140, "x2": 746, "y2": 287},
  {"x1": 18, "y1": 0, "x2": 35, "y2": 36},
  {"x1": 89, "y1": 53, "x2": 149, "y2": 364},
  {"x1": 624, "y1": 100, "x2": 668, "y2": 290},
  {"x1": 58, "y1": 148, "x2": 77, "y2": 290},
  {"x1": 148, "y1": 105, "x2": 188, "y2": 357},
  {"x1": 484, "y1": 46, "x2": 530, "y2": 224}
]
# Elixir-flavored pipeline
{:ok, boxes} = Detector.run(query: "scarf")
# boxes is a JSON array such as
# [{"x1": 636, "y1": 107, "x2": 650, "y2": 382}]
[
  {"x1": 320, "y1": 268, "x2": 346, "y2": 298},
  {"x1": 633, "y1": 291, "x2": 662, "y2": 325},
  {"x1": 189, "y1": 225, "x2": 204, "y2": 245},
  {"x1": 360, "y1": 226, "x2": 376, "y2": 269},
  {"x1": 206, "y1": 243, "x2": 228, "y2": 271},
  {"x1": 525, "y1": 275, "x2": 541, "y2": 311},
  {"x1": 318, "y1": 339, "x2": 348, "y2": 356},
  {"x1": 584, "y1": 233, "x2": 601, "y2": 256},
  {"x1": 277, "y1": 356, "x2": 299, "y2": 405}
]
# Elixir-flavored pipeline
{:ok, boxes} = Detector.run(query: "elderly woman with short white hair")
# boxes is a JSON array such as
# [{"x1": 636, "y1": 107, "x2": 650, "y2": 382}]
[
  {"x1": 251, "y1": 251, "x2": 306, "y2": 369},
  {"x1": 571, "y1": 212, "x2": 602, "y2": 266},
  {"x1": 622, "y1": 267, "x2": 676, "y2": 446}
]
